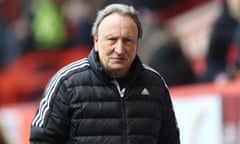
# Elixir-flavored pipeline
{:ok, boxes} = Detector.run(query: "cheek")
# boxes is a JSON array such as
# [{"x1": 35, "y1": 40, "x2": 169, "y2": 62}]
[
  {"x1": 100, "y1": 43, "x2": 114, "y2": 55},
  {"x1": 131, "y1": 50, "x2": 137, "y2": 60},
  {"x1": 128, "y1": 46, "x2": 138, "y2": 57},
  {"x1": 97, "y1": 45, "x2": 111, "y2": 61},
  {"x1": 95, "y1": 39, "x2": 108, "y2": 52}
]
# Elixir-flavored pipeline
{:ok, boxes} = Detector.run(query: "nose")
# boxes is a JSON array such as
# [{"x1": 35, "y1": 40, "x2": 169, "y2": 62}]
[{"x1": 114, "y1": 40, "x2": 125, "y2": 54}]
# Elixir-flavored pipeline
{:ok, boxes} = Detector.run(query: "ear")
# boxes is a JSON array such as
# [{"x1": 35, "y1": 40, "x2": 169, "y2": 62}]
[{"x1": 93, "y1": 36, "x2": 98, "y2": 52}]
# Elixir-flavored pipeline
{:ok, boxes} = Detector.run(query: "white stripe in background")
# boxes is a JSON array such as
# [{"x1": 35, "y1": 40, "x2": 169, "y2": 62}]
[{"x1": 32, "y1": 58, "x2": 89, "y2": 127}]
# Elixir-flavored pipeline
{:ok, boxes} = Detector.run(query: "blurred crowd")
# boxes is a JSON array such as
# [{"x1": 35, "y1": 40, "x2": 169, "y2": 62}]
[
  {"x1": 0, "y1": 0, "x2": 239, "y2": 106},
  {"x1": 200, "y1": 0, "x2": 240, "y2": 82},
  {"x1": 0, "y1": 0, "x2": 101, "y2": 69}
]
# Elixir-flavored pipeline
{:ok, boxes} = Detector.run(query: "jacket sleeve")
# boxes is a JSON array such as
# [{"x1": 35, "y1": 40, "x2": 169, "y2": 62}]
[
  {"x1": 30, "y1": 77, "x2": 70, "y2": 144},
  {"x1": 158, "y1": 86, "x2": 180, "y2": 144}
]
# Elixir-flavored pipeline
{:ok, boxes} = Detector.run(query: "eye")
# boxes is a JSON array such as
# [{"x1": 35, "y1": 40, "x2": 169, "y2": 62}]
[
  {"x1": 107, "y1": 37, "x2": 117, "y2": 45},
  {"x1": 108, "y1": 37, "x2": 117, "y2": 41},
  {"x1": 123, "y1": 38, "x2": 133, "y2": 44}
]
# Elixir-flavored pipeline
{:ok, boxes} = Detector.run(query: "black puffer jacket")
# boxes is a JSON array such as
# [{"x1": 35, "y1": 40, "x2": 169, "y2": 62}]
[{"x1": 30, "y1": 49, "x2": 180, "y2": 144}]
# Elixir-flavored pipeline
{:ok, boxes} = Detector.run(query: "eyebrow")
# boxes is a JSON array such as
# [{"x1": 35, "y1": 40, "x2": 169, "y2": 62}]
[{"x1": 104, "y1": 33, "x2": 136, "y2": 39}]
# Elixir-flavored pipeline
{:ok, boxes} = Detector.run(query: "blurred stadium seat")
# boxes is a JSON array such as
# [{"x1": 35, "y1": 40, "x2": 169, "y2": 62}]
[{"x1": 0, "y1": 45, "x2": 91, "y2": 105}]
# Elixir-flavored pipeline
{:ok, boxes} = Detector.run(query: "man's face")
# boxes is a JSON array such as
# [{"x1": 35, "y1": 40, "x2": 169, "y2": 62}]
[{"x1": 94, "y1": 13, "x2": 139, "y2": 78}]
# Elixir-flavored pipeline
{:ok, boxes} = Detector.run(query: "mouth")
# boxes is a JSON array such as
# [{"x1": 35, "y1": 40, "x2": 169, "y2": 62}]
[
  {"x1": 110, "y1": 57, "x2": 127, "y2": 64},
  {"x1": 111, "y1": 57, "x2": 126, "y2": 61}
]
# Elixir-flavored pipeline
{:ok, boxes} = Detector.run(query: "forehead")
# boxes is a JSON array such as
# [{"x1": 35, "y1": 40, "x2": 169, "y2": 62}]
[{"x1": 98, "y1": 13, "x2": 138, "y2": 33}]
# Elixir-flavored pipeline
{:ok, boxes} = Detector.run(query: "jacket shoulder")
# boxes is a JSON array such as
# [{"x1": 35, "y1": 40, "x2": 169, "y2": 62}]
[
  {"x1": 45, "y1": 58, "x2": 90, "y2": 89},
  {"x1": 55, "y1": 58, "x2": 90, "y2": 78},
  {"x1": 142, "y1": 64, "x2": 169, "y2": 88}
]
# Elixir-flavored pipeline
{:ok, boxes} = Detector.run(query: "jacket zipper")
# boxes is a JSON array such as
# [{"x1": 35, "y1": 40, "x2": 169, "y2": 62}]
[
  {"x1": 112, "y1": 80, "x2": 128, "y2": 144},
  {"x1": 112, "y1": 79, "x2": 126, "y2": 98}
]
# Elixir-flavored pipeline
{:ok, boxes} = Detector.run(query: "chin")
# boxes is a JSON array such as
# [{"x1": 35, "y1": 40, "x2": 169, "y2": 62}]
[{"x1": 110, "y1": 65, "x2": 126, "y2": 70}]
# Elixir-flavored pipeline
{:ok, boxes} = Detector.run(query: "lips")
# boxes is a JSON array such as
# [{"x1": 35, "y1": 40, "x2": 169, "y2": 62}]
[
  {"x1": 111, "y1": 57, "x2": 126, "y2": 61},
  {"x1": 109, "y1": 57, "x2": 127, "y2": 65}
]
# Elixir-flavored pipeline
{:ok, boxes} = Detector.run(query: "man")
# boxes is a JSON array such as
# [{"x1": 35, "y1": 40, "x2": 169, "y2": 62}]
[
  {"x1": 201, "y1": 0, "x2": 240, "y2": 82},
  {"x1": 30, "y1": 3, "x2": 180, "y2": 144}
]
